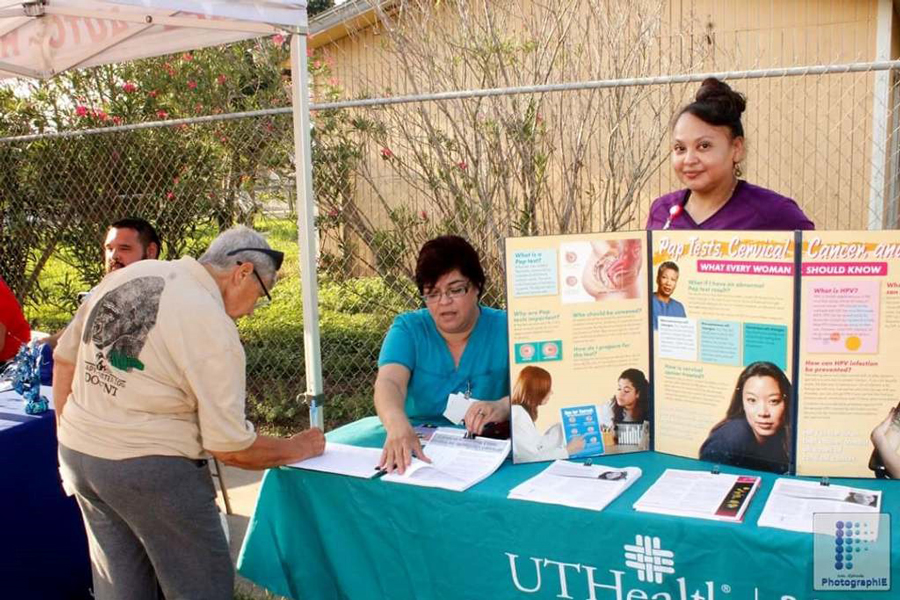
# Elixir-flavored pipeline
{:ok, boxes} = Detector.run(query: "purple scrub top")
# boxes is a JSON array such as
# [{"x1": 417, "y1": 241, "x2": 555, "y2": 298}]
[{"x1": 645, "y1": 180, "x2": 815, "y2": 231}]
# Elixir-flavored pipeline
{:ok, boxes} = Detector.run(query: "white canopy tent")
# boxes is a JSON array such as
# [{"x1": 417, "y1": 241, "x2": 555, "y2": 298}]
[{"x1": 0, "y1": 0, "x2": 325, "y2": 428}]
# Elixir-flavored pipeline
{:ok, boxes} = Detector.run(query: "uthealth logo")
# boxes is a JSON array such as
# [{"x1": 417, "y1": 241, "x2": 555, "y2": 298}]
[{"x1": 623, "y1": 534, "x2": 675, "y2": 584}]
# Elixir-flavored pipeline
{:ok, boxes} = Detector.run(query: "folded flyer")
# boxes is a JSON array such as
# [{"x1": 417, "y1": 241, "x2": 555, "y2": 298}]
[
  {"x1": 633, "y1": 468, "x2": 760, "y2": 522},
  {"x1": 758, "y1": 478, "x2": 882, "y2": 533},
  {"x1": 508, "y1": 460, "x2": 641, "y2": 511}
]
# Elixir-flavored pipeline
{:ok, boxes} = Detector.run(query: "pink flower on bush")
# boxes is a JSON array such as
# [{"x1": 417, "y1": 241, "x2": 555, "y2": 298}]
[
  {"x1": 166, "y1": 192, "x2": 175, "y2": 201},
  {"x1": 457, "y1": 161, "x2": 468, "y2": 170},
  {"x1": 380, "y1": 147, "x2": 393, "y2": 159},
  {"x1": 272, "y1": 34, "x2": 285, "y2": 46},
  {"x1": 182, "y1": 53, "x2": 193, "y2": 62},
  {"x1": 306, "y1": 47, "x2": 313, "y2": 58},
  {"x1": 164, "y1": 63, "x2": 175, "y2": 76},
  {"x1": 148, "y1": 90, "x2": 158, "y2": 98},
  {"x1": 312, "y1": 60, "x2": 322, "y2": 69},
  {"x1": 419, "y1": 210, "x2": 428, "y2": 221},
  {"x1": 112, "y1": 116, "x2": 123, "y2": 125},
  {"x1": 328, "y1": 208, "x2": 340, "y2": 218},
  {"x1": 93, "y1": 109, "x2": 109, "y2": 121},
  {"x1": 216, "y1": 74, "x2": 227, "y2": 85},
  {"x1": 75, "y1": 105, "x2": 88, "y2": 117},
  {"x1": 122, "y1": 82, "x2": 137, "y2": 93},
  {"x1": 187, "y1": 80, "x2": 198, "y2": 90},
  {"x1": 156, "y1": 109, "x2": 168, "y2": 119}
]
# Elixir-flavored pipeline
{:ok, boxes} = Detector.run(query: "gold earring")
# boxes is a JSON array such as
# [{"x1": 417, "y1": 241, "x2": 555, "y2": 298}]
[{"x1": 734, "y1": 163, "x2": 742, "y2": 178}]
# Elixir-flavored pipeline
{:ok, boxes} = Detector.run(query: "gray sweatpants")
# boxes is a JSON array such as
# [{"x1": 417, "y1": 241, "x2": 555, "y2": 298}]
[{"x1": 59, "y1": 444, "x2": 233, "y2": 600}]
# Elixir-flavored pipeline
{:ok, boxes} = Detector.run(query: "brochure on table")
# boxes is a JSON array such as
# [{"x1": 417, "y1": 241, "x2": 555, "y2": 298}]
[
  {"x1": 507, "y1": 229, "x2": 900, "y2": 478},
  {"x1": 508, "y1": 460, "x2": 642, "y2": 511},
  {"x1": 758, "y1": 478, "x2": 882, "y2": 533},
  {"x1": 632, "y1": 468, "x2": 761, "y2": 523},
  {"x1": 381, "y1": 427, "x2": 511, "y2": 492},
  {"x1": 505, "y1": 233, "x2": 651, "y2": 464}
]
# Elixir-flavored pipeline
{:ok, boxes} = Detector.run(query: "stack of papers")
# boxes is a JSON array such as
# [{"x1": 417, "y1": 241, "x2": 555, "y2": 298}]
[
  {"x1": 508, "y1": 460, "x2": 641, "y2": 511},
  {"x1": 286, "y1": 443, "x2": 383, "y2": 479},
  {"x1": 381, "y1": 427, "x2": 510, "y2": 492},
  {"x1": 633, "y1": 468, "x2": 761, "y2": 522},
  {"x1": 758, "y1": 479, "x2": 882, "y2": 533}
]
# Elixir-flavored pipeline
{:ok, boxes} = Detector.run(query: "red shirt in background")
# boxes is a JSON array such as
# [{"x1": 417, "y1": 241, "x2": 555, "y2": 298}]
[{"x1": 0, "y1": 276, "x2": 30, "y2": 361}]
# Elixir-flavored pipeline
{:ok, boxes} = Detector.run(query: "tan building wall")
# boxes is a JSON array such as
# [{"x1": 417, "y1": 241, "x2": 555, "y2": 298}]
[{"x1": 307, "y1": 1, "x2": 897, "y2": 277}]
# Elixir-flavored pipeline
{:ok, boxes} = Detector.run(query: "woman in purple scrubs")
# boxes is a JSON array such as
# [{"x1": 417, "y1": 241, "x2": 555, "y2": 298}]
[{"x1": 647, "y1": 78, "x2": 814, "y2": 231}]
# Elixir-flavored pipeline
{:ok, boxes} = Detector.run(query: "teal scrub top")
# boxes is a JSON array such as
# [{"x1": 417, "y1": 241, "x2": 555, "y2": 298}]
[{"x1": 378, "y1": 306, "x2": 510, "y2": 418}]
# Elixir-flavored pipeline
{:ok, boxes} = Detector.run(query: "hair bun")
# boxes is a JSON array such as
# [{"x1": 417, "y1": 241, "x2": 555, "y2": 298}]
[{"x1": 695, "y1": 77, "x2": 746, "y2": 118}]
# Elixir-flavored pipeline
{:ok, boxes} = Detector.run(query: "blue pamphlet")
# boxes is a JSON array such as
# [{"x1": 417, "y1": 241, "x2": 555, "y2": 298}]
[{"x1": 560, "y1": 404, "x2": 604, "y2": 459}]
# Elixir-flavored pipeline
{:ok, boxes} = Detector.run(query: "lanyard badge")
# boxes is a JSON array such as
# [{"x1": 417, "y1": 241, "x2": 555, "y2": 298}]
[{"x1": 662, "y1": 204, "x2": 683, "y2": 230}]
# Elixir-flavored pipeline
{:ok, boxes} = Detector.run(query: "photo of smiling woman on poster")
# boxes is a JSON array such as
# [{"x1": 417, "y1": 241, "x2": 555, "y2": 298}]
[{"x1": 699, "y1": 361, "x2": 792, "y2": 474}]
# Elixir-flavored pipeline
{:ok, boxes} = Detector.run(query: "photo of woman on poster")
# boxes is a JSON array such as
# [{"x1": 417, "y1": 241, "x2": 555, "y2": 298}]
[
  {"x1": 600, "y1": 368, "x2": 651, "y2": 450},
  {"x1": 869, "y1": 405, "x2": 900, "y2": 478},
  {"x1": 511, "y1": 366, "x2": 585, "y2": 462},
  {"x1": 605, "y1": 368, "x2": 650, "y2": 425},
  {"x1": 699, "y1": 361, "x2": 792, "y2": 474},
  {"x1": 652, "y1": 261, "x2": 686, "y2": 330}
]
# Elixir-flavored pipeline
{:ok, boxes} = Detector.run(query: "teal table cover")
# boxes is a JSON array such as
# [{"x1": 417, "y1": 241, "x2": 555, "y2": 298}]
[{"x1": 238, "y1": 417, "x2": 899, "y2": 600}]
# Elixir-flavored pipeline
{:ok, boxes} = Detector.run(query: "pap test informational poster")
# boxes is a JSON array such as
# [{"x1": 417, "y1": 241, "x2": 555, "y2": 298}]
[
  {"x1": 649, "y1": 230, "x2": 797, "y2": 474},
  {"x1": 505, "y1": 232, "x2": 651, "y2": 464}
]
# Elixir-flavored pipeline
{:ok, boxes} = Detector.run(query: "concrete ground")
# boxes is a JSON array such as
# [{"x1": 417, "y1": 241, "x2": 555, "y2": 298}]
[{"x1": 212, "y1": 463, "x2": 287, "y2": 600}]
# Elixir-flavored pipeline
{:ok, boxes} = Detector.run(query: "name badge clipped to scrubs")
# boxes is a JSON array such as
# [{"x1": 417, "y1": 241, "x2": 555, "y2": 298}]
[{"x1": 443, "y1": 392, "x2": 475, "y2": 425}]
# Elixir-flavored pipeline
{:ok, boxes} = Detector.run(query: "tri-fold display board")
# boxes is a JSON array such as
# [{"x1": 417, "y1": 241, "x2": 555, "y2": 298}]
[{"x1": 505, "y1": 230, "x2": 900, "y2": 478}]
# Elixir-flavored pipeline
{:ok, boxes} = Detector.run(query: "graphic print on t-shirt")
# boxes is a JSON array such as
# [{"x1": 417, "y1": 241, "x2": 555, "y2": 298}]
[{"x1": 82, "y1": 276, "x2": 164, "y2": 376}]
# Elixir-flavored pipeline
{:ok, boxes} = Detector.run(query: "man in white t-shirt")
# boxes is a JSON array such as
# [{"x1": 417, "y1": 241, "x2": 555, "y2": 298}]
[{"x1": 53, "y1": 225, "x2": 325, "y2": 600}]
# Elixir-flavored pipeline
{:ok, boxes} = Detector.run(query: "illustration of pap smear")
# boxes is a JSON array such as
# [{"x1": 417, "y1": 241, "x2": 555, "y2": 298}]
[{"x1": 560, "y1": 238, "x2": 644, "y2": 303}]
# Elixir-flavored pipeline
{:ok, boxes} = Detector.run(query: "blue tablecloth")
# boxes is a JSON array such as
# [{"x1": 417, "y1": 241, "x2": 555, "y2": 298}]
[
  {"x1": 238, "y1": 417, "x2": 899, "y2": 600},
  {"x1": 0, "y1": 389, "x2": 92, "y2": 599}
]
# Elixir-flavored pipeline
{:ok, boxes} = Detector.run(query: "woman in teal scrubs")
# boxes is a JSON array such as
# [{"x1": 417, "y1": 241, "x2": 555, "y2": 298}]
[{"x1": 375, "y1": 235, "x2": 510, "y2": 474}]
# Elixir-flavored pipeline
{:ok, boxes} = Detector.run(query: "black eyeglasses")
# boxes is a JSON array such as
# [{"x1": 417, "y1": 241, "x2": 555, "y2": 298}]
[
  {"x1": 234, "y1": 261, "x2": 272, "y2": 302},
  {"x1": 421, "y1": 281, "x2": 471, "y2": 304},
  {"x1": 227, "y1": 248, "x2": 284, "y2": 304},
  {"x1": 226, "y1": 247, "x2": 285, "y2": 271}
]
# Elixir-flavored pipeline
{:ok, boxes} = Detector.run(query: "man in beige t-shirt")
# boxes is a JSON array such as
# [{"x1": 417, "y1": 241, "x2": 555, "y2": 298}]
[{"x1": 53, "y1": 226, "x2": 324, "y2": 600}]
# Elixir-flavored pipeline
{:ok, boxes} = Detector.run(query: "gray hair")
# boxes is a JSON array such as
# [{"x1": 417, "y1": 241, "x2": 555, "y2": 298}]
[{"x1": 199, "y1": 226, "x2": 278, "y2": 282}]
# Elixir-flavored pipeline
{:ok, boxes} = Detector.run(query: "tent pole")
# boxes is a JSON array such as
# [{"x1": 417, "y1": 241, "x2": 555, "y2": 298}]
[{"x1": 290, "y1": 31, "x2": 325, "y2": 430}]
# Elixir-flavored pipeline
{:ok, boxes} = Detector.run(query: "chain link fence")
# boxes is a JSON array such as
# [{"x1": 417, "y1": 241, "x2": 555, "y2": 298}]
[{"x1": 3, "y1": 0, "x2": 900, "y2": 432}]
